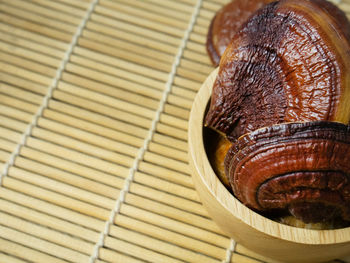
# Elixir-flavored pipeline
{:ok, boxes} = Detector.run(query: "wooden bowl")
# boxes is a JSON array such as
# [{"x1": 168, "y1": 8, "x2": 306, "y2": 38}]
[{"x1": 188, "y1": 68, "x2": 350, "y2": 263}]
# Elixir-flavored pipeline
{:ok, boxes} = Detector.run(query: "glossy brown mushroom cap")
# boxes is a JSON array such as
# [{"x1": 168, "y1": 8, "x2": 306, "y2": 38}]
[
  {"x1": 205, "y1": 0, "x2": 350, "y2": 142},
  {"x1": 206, "y1": 0, "x2": 273, "y2": 66},
  {"x1": 225, "y1": 121, "x2": 350, "y2": 223}
]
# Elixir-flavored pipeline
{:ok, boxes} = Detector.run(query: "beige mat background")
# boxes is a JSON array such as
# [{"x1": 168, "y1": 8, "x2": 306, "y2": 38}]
[{"x1": 0, "y1": 0, "x2": 349, "y2": 262}]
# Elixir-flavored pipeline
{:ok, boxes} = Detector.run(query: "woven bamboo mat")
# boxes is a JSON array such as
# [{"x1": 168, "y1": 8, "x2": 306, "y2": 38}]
[{"x1": 0, "y1": 0, "x2": 350, "y2": 262}]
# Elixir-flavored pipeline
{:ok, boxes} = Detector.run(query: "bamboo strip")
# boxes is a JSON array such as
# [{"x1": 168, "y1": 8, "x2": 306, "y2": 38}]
[
  {"x1": 115, "y1": 0, "x2": 192, "y2": 21},
  {"x1": 48, "y1": 100, "x2": 149, "y2": 139},
  {"x1": 163, "y1": 102, "x2": 189, "y2": 119},
  {"x1": 183, "y1": 49, "x2": 212, "y2": 65},
  {"x1": 196, "y1": 16, "x2": 211, "y2": 28},
  {"x1": 0, "y1": 12, "x2": 73, "y2": 42},
  {"x1": 0, "y1": 211, "x2": 94, "y2": 255},
  {"x1": 143, "y1": 0, "x2": 193, "y2": 13},
  {"x1": 85, "y1": 20, "x2": 178, "y2": 54},
  {"x1": 0, "y1": 237, "x2": 67, "y2": 263},
  {"x1": 0, "y1": 149, "x2": 11, "y2": 163},
  {"x1": 152, "y1": 133, "x2": 188, "y2": 152},
  {"x1": 120, "y1": 204, "x2": 228, "y2": 249},
  {"x1": 69, "y1": 55, "x2": 166, "y2": 91},
  {"x1": 190, "y1": 32, "x2": 207, "y2": 45},
  {"x1": 73, "y1": 45, "x2": 170, "y2": 81},
  {"x1": 100, "y1": 0, "x2": 188, "y2": 29},
  {"x1": 207, "y1": 0, "x2": 231, "y2": 5},
  {"x1": 6, "y1": 0, "x2": 82, "y2": 26},
  {"x1": 0, "y1": 51, "x2": 56, "y2": 78},
  {"x1": 115, "y1": 214, "x2": 226, "y2": 260},
  {"x1": 37, "y1": 117, "x2": 138, "y2": 157},
  {"x1": 202, "y1": 1, "x2": 222, "y2": 12},
  {"x1": 177, "y1": 0, "x2": 197, "y2": 4},
  {"x1": 156, "y1": 123, "x2": 188, "y2": 141},
  {"x1": 0, "y1": 115, "x2": 27, "y2": 133},
  {"x1": 3, "y1": 176, "x2": 110, "y2": 220},
  {"x1": 19, "y1": 146, "x2": 125, "y2": 190},
  {"x1": 0, "y1": 162, "x2": 4, "y2": 172},
  {"x1": 0, "y1": 253, "x2": 26, "y2": 263},
  {"x1": 43, "y1": 108, "x2": 144, "y2": 148},
  {"x1": 30, "y1": 127, "x2": 135, "y2": 167},
  {"x1": 62, "y1": 59, "x2": 163, "y2": 99},
  {"x1": 133, "y1": 171, "x2": 198, "y2": 202},
  {"x1": 235, "y1": 245, "x2": 279, "y2": 263},
  {"x1": 231, "y1": 253, "x2": 263, "y2": 263},
  {"x1": 129, "y1": 183, "x2": 207, "y2": 217},
  {"x1": 167, "y1": 94, "x2": 193, "y2": 109},
  {"x1": 148, "y1": 142, "x2": 188, "y2": 162},
  {"x1": 89, "y1": 12, "x2": 181, "y2": 46},
  {"x1": 125, "y1": 191, "x2": 223, "y2": 234},
  {"x1": 0, "y1": 225, "x2": 90, "y2": 263},
  {"x1": 0, "y1": 83, "x2": 44, "y2": 105},
  {"x1": 0, "y1": 21, "x2": 68, "y2": 50},
  {"x1": 0, "y1": 137, "x2": 17, "y2": 153},
  {"x1": 160, "y1": 113, "x2": 188, "y2": 130},
  {"x1": 172, "y1": 85, "x2": 197, "y2": 100},
  {"x1": 109, "y1": 224, "x2": 219, "y2": 263},
  {"x1": 15, "y1": 156, "x2": 119, "y2": 199},
  {"x1": 0, "y1": 39, "x2": 60, "y2": 68},
  {"x1": 180, "y1": 58, "x2": 213, "y2": 75},
  {"x1": 25, "y1": 137, "x2": 130, "y2": 178},
  {"x1": 0, "y1": 126, "x2": 22, "y2": 144},
  {"x1": 0, "y1": 71, "x2": 47, "y2": 95},
  {"x1": 52, "y1": 90, "x2": 153, "y2": 129},
  {"x1": 340, "y1": 2, "x2": 350, "y2": 12},
  {"x1": 0, "y1": 30, "x2": 65, "y2": 59},
  {"x1": 8, "y1": 166, "x2": 116, "y2": 210},
  {"x1": 29, "y1": 0, "x2": 87, "y2": 17},
  {"x1": 0, "y1": 93, "x2": 39, "y2": 114},
  {"x1": 0, "y1": 198, "x2": 100, "y2": 243},
  {"x1": 0, "y1": 187, "x2": 105, "y2": 231},
  {"x1": 199, "y1": 8, "x2": 216, "y2": 19},
  {"x1": 143, "y1": 151, "x2": 189, "y2": 174},
  {"x1": 99, "y1": 247, "x2": 145, "y2": 263},
  {"x1": 61, "y1": 72, "x2": 160, "y2": 110},
  {"x1": 55, "y1": 0, "x2": 91, "y2": 9},
  {"x1": 94, "y1": 5, "x2": 185, "y2": 38},
  {"x1": 174, "y1": 75, "x2": 202, "y2": 91},
  {"x1": 104, "y1": 235, "x2": 185, "y2": 263},
  {"x1": 78, "y1": 37, "x2": 172, "y2": 73},
  {"x1": 0, "y1": 104, "x2": 34, "y2": 123},
  {"x1": 0, "y1": 3, "x2": 77, "y2": 34},
  {"x1": 186, "y1": 40, "x2": 208, "y2": 54},
  {"x1": 0, "y1": 60, "x2": 54, "y2": 86},
  {"x1": 138, "y1": 161, "x2": 193, "y2": 188},
  {"x1": 177, "y1": 66, "x2": 208, "y2": 82}
]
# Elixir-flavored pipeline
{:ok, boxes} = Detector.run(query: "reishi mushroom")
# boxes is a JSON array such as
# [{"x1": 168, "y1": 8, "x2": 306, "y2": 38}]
[
  {"x1": 205, "y1": 0, "x2": 350, "y2": 224},
  {"x1": 206, "y1": 0, "x2": 273, "y2": 66}
]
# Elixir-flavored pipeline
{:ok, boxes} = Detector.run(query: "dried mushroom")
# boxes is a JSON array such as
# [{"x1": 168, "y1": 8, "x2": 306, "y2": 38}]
[
  {"x1": 205, "y1": 0, "x2": 350, "y2": 141},
  {"x1": 206, "y1": 0, "x2": 273, "y2": 66},
  {"x1": 225, "y1": 121, "x2": 350, "y2": 223},
  {"x1": 205, "y1": 0, "x2": 350, "y2": 225}
]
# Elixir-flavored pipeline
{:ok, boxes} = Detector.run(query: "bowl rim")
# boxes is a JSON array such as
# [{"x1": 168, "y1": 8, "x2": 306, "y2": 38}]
[{"x1": 188, "y1": 67, "x2": 350, "y2": 245}]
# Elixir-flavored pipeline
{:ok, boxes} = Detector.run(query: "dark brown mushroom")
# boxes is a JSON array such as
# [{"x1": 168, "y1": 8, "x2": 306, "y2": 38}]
[
  {"x1": 224, "y1": 121, "x2": 350, "y2": 223},
  {"x1": 205, "y1": 0, "x2": 350, "y2": 142},
  {"x1": 206, "y1": 0, "x2": 273, "y2": 66},
  {"x1": 205, "y1": 0, "x2": 350, "y2": 225}
]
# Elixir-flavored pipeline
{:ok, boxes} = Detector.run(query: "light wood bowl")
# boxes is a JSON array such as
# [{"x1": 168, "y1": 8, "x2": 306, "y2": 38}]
[{"x1": 188, "y1": 68, "x2": 350, "y2": 263}]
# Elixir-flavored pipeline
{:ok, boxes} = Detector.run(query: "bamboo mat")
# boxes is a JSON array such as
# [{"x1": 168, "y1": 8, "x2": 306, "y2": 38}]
[{"x1": 0, "y1": 0, "x2": 349, "y2": 262}]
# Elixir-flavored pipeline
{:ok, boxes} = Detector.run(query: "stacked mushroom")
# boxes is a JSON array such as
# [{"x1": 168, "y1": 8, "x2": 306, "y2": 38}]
[{"x1": 205, "y1": 0, "x2": 350, "y2": 226}]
